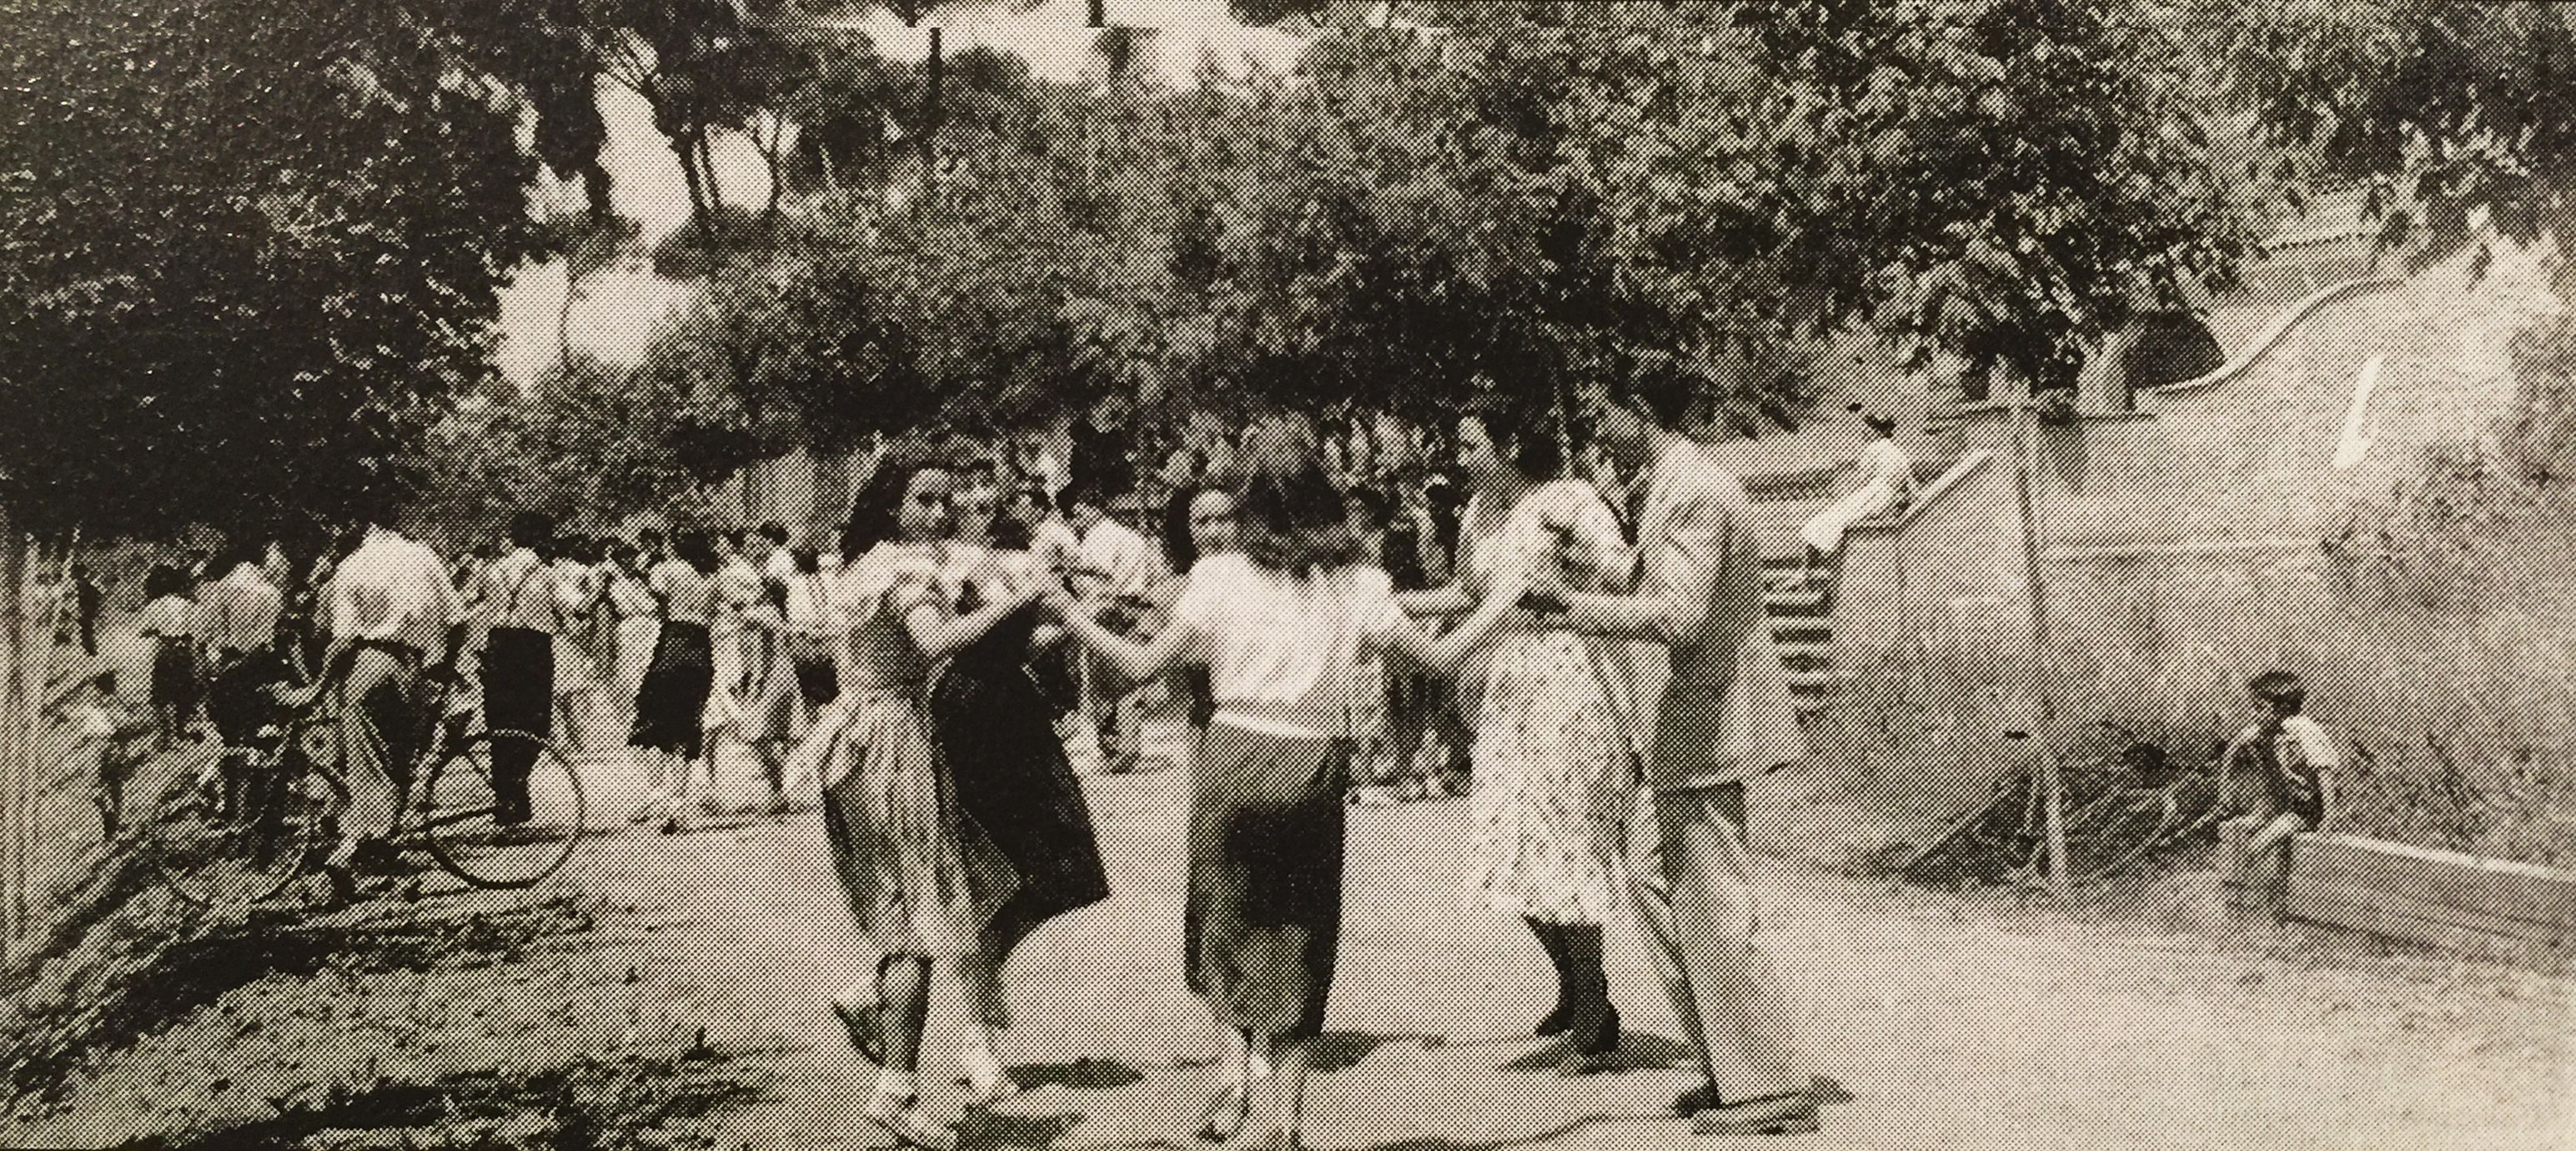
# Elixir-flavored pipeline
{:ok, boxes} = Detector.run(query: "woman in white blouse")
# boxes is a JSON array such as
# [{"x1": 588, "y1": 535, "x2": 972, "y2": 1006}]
[
  {"x1": 1795, "y1": 411, "x2": 1914, "y2": 589},
  {"x1": 1047, "y1": 422, "x2": 1526, "y2": 1151}
]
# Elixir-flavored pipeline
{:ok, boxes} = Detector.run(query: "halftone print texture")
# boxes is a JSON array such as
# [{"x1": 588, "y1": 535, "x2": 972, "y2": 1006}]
[{"x1": 3, "y1": 2, "x2": 2573, "y2": 1148}]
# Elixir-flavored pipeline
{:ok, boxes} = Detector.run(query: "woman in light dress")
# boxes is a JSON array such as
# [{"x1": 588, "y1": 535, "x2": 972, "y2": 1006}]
[
  {"x1": 1793, "y1": 412, "x2": 1913, "y2": 589},
  {"x1": 1047, "y1": 423, "x2": 1528, "y2": 1151},
  {"x1": 799, "y1": 457, "x2": 1034, "y2": 1151},
  {"x1": 1398, "y1": 395, "x2": 1640, "y2": 1073},
  {"x1": 603, "y1": 541, "x2": 661, "y2": 742}
]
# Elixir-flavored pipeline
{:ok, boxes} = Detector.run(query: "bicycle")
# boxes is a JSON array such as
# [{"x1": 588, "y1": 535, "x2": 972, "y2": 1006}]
[{"x1": 144, "y1": 656, "x2": 587, "y2": 908}]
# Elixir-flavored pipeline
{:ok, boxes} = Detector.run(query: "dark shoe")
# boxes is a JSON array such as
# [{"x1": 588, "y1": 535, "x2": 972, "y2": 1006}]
[
  {"x1": 1690, "y1": 1092, "x2": 1820, "y2": 1137},
  {"x1": 1556, "y1": 1001, "x2": 1619, "y2": 1077},
  {"x1": 831, "y1": 997, "x2": 886, "y2": 1066},
  {"x1": 349, "y1": 839, "x2": 407, "y2": 876},
  {"x1": 1533, "y1": 996, "x2": 1574, "y2": 1038},
  {"x1": 1671, "y1": 1082, "x2": 1723, "y2": 1117},
  {"x1": 1195, "y1": 1080, "x2": 1249, "y2": 1143}
]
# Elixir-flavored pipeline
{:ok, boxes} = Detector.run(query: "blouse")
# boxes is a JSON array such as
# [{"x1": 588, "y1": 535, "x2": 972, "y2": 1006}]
[
  {"x1": 138, "y1": 595, "x2": 199, "y2": 642},
  {"x1": 1166, "y1": 553, "x2": 1403, "y2": 741},
  {"x1": 648, "y1": 560, "x2": 718, "y2": 626}
]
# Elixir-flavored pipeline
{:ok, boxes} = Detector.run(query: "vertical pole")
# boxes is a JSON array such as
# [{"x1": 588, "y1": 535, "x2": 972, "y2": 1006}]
[{"x1": 2009, "y1": 399, "x2": 2070, "y2": 897}]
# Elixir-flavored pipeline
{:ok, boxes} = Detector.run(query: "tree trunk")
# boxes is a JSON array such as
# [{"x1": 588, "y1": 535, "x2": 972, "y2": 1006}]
[
  {"x1": 0, "y1": 505, "x2": 28, "y2": 961},
  {"x1": 673, "y1": 135, "x2": 719, "y2": 251},
  {"x1": 923, "y1": 26, "x2": 944, "y2": 209},
  {"x1": 581, "y1": 158, "x2": 616, "y2": 222},
  {"x1": 696, "y1": 131, "x2": 726, "y2": 214}
]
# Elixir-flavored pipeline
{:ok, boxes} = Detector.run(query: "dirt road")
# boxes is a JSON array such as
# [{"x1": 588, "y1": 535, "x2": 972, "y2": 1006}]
[{"x1": 12, "y1": 753, "x2": 2573, "y2": 1150}]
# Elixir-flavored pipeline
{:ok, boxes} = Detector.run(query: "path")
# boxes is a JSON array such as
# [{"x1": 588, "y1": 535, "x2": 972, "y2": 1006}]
[{"x1": 15, "y1": 754, "x2": 2576, "y2": 1150}]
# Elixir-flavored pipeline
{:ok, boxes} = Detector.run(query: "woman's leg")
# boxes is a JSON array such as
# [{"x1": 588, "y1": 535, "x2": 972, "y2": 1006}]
[
  {"x1": 857, "y1": 954, "x2": 956, "y2": 1150},
  {"x1": 1555, "y1": 920, "x2": 1619, "y2": 1073},
  {"x1": 1241, "y1": 1033, "x2": 1313, "y2": 1148}
]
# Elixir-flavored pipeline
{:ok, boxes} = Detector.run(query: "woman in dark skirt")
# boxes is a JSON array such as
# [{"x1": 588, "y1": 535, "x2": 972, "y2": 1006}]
[
  {"x1": 1047, "y1": 422, "x2": 1526, "y2": 1151},
  {"x1": 929, "y1": 488, "x2": 1112, "y2": 1088},
  {"x1": 137, "y1": 564, "x2": 204, "y2": 751},
  {"x1": 629, "y1": 530, "x2": 720, "y2": 832}
]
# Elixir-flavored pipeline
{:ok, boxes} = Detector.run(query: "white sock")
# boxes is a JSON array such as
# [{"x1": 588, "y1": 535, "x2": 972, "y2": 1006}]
[{"x1": 874, "y1": 1068, "x2": 917, "y2": 1100}]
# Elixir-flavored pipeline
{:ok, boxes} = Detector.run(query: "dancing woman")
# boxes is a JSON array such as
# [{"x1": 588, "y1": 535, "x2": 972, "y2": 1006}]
[
  {"x1": 1046, "y1": 424, "x2": 1527, "y2": 1151},
  {"x1": 1402, "y1": 396, "x2": 1640, "y2": 1073},
  {"x1": 924, "y1": 483, "x2": 1112, "y2": 1100},
  {"x1": 806, "y1": 457, "x2": 1029, "y2": 1151}
]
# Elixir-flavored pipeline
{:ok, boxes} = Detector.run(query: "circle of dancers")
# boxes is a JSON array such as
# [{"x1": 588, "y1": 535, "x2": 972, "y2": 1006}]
[{"x1": 88, "y1": 378, "x2": 1834, "y2": 1147}]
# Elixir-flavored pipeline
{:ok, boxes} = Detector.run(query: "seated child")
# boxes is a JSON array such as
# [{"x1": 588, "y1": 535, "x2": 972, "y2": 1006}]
[{"x1": 2219, "y1": 671, "x2": 2338, "y2": 907}]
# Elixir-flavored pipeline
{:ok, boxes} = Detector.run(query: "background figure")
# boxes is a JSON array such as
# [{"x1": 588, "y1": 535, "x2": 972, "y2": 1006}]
[
  {"x1": 472, "y1": 511, "x2": 565, "y2": 827},
  {"x1": 1792, "y1": 411, "x2": 1912, "y2": 590},
  {"x1": 137, "y1": 563, "x2": 203, "y2": 752},
  {"x1": 604, "y1": 541, "x2": 662, "y2": 742},
  {"x1": 629, "y1": 530, "x2": 719, "y2": 833},
  {"x1": 1063, "y1": 479, "x2": 1167, "y2": 774},
  {"x1": 711, "y1": 577, "x2": 801, "y2": 815}
]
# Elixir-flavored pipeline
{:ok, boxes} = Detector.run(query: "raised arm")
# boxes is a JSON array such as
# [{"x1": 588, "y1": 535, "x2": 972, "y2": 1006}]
[
  {"x1": 1394, "y1": 584, "x2": 1475, "y2": 618},
  {"x1": 900, "y1": 576, "x2": 1035, "y2": 665},
  {"x1": 1044, "y1": 586, "x2": 1192, "y2": 685}
]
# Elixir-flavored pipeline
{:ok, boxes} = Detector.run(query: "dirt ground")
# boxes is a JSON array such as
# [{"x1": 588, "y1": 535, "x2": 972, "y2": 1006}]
[{"x1": 8, "y1": 745, "x2": 2574, "y2": 1151}]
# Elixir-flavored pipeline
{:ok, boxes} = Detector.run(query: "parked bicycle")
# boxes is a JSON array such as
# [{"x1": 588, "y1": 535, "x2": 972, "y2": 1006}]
[{"x1": 144, "y1": 659, "x2": 586, "y2": 908}]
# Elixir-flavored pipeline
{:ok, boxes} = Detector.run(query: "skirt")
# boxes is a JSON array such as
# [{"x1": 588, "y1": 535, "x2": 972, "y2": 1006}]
[
  {"x1": 817, "y1": 687, "x2": 1017, "y2": 959},
  {"x1": 1185, "y1": 720, "x2": 1349, "y2": 1042},
  {"x1": 1466, "y1": 630, "x2": 1634, "y2": 926},
  {"x1": 151, "y1": 641, "x2": 201, "y2": 711},
  {"x1": 629, "y1": 621, "x2": 712, "y2": 759},
  {"x1": 483, "y1": 626, "x2": 555, "y2": 741},
  {"x1": 931, "y1": 659, "x2": 1111, "y2": 947}
]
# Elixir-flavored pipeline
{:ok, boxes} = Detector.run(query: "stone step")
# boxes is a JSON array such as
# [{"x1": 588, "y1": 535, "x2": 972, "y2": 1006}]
[
  {"x1": 1770, "y1": 615, "x2": 1831, "y2": 641},
  {"x1": 1785, "y1": 668, "x2": 1837, "y2": 694},
  {"x1": 1765, "y1": 587, "x2": 1830, "y2": 616}
]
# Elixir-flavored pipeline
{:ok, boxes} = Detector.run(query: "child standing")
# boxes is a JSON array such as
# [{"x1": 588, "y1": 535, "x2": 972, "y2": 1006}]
[
  {"x1": 58, "y1": 672, "x2": 152, "y2": 840},
  {"x1": 2220, "y1": 671, "x2": 2338, "y2": 911},
  {"x1": 138, "y1": 564, "x2": 205, "y2": 751}
]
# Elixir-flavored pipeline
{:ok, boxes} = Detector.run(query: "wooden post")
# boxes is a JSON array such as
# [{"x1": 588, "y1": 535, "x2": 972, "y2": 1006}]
[{"x1": 2008, "y1": 398, "x2": 2070, "y2": 897}]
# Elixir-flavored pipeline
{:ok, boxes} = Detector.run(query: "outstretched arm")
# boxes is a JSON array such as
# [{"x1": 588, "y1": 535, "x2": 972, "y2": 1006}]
[
  {"x1": 1381, "y1": 570, "x2": 1528, "y2": 676},
  {"x1": 1552, "y1": 490, "x2": 1728, "y2": 647},
  {"x1": 1046, "y1": 590, "x2": 1193, "y2": 684}
]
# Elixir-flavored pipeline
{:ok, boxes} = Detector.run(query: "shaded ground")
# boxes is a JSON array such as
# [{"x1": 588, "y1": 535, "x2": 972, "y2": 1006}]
[{"x1": 8, "y1": 751, "x2": 2574, "y2": 1150}]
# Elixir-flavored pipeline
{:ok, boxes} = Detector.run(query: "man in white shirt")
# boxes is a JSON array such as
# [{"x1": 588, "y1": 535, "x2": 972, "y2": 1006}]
[
  {"x1": 756, "y1": 522, "x2": 796, "y2": 587},
  {"x1": 311, "y1": 517, "x2": 464, "y2": 895},
  {"x1": 200, "y1": 548, "x2": 285, "y2": 666},
  {"x1": 197, "y1": 543, "x2": 287, "y2": 826},
  {"x1": 1065, "y1": 481, "x2": 1167, "y2": 772},
  {"x1": 472, "y1": 512, "x2": 566, "y2": 827}
]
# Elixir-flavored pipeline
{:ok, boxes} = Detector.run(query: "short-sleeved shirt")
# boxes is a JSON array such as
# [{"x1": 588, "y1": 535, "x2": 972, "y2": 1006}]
[
  {"x1": 326, "y1": 528, "x2": 463, "y2": 656},
  {"x1": 648, "y1": 560, "x2": 718, "y2": 626},
  {"x1": 1077, "y1": 517, "x2": 1164, "y2": 598},
  {"x1": 2239, "y1": 715, "x2": 2337, "y2": 822},
  {"x1": 1166, "y1": 554, "x2": 1403, "y2": 741},
  {"x1": 138, "y1": 595, "x2": 199, "y2": 642},
  {"x1": 199, "y1": 566, "x2": 284, "y2": 654}
]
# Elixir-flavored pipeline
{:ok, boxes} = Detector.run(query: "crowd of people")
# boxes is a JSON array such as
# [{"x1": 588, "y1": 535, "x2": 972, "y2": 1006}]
[{"x1": 57, "y1": 367, "x2": 2378, "y2": 1151}]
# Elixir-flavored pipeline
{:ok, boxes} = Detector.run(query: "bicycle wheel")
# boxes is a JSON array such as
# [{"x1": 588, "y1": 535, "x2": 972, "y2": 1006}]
[
  {"x1": 148, "y1": 719, "x2": 347, "y2": 909},
  {"x1": 417, "y1": 729, "x2": 585, "y2": 888}
]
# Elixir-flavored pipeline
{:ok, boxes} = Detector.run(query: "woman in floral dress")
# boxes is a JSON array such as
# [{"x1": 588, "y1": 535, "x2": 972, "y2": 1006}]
[{"x1": 1401, "y1": 393, "x2": 1639, "y2": 1073}]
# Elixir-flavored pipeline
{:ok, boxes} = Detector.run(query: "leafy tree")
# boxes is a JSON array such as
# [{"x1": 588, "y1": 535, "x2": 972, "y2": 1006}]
[{"x1": 0, "y1": 0, "x2": 552, "y2": 949}]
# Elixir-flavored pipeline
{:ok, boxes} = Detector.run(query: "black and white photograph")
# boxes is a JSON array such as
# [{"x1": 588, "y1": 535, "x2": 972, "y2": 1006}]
[{"x1": 1, "y1": 2, "x2": 2571, "y2": 1148}]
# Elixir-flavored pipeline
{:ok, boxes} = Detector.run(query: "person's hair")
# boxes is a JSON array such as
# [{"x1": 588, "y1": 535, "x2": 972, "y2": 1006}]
[
  {"x1": 639, "y1": 527, "x2": 665, "y2": 546},
  {"x1": 1015, "y1": 485, "x2": 1055, "y2": 516},
  {"x1": 670, "y1": 530, "x2": 719, "y2": 576},
  {"x1": 509, "y1": 510, "x2": 555, "y2": 551},
  {"x1": 988, "y1": 511, "x2": 1034, "y2": 552},
  {"x1": 143, "y1": 564, "x2": 186, "y2": 601},
  {"x1": 791, "y1": 547, "x2": 819, "y2": 576},
  {"x1": 845, "y1": 453, "x2": 954, "y2": 557},
  {"x1": 1864, "y1": 412, "x2": 1898, "y2": 438},
  {"x1": 756, "y1": 521, "x2": 790, "y2": 545},
  {"x1": 1160, "y1": 481, "x2": 1230, "y2": 574},
  {"x1": 721, "y1": 528, "x2": 746, "y2": 550},
  {"x1": 1062, "y1": 479, "x2": 1108, "y2": 513},
  {"x1": 1614, "y1": 356, "x2": 1702, "y2": 431},
  {"x1": 760, "y1": 576, "x2": 791, "y2": 612},
  {"x1": 69, "y1": 563, "x2": 89, "y2": 578},
  {"x1": 2249, "y1": 671, "x2": 2306, "y2": 712},
  {"x1": 606, "y1": 540, "x2": 638, "y2": 565},
  {"x1": 90, "y1": 671, "x2": 117, "y2": 694},
  {"x1": 1233, "y1": 428, "x2": 1366, "y2": 577},
  {"x1": 1460, "y1": 390, "x2": 1572, "y2": 481},
  {"x1": 1344, "y1": 485, "x2": 1393, "y2": 531}
]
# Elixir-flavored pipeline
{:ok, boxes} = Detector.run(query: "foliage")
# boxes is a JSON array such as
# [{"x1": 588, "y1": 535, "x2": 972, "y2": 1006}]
[
  {"x1": 2201, "y1": 2, "x2": 2576, "y2": 285},
  {"x1": 0, "y1": 0, "x2": 553, "y2": 542},
  {"x1": 407, "y1": 354, "x2": 714, "y2": 540}
]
